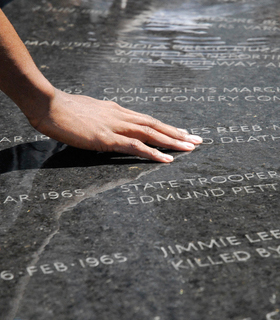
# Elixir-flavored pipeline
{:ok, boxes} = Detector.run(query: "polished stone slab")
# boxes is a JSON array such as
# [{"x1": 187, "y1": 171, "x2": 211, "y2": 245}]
[{"x1": 0, "y1": 0, "x2": 280, "y2": 319}]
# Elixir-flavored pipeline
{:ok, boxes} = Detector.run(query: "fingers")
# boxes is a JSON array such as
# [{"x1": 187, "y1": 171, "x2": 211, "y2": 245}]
[
  {"x1": 116, "y1": 122, "x2": 198, "y2": 151},
  {"x1": 111, "y1": 135, "x2": 175, "y2": 163},
  {"x1": 115, "y1": 111, "x2": 202, "y2": 144},
  {"x1": 103, "y1": 103, "x2": 203, "y2": 160},
  {"x1": 103, "y1": 101, "x2": 203, "y2": 146}
]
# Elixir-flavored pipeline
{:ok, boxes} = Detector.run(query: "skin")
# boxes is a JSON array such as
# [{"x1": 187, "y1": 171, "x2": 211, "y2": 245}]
[{"x1": 0, "y1": 9, "x2": 202, "y2": 162}]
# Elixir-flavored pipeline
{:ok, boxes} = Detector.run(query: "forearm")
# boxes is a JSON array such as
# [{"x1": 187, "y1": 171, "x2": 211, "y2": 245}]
[{"x1": 0, "y1": 9, "x2": 54, "y2": 125}]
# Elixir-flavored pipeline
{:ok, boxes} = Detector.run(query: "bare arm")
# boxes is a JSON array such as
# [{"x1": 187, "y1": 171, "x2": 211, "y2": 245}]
[{"x1": 0, "y1": 9, "x2": 202, "y2": 162}]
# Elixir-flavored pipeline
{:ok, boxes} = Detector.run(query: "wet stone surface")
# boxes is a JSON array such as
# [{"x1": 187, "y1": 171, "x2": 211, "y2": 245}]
[{"x1": 1, "y1": 0, "x2": 280, "y2": 319}]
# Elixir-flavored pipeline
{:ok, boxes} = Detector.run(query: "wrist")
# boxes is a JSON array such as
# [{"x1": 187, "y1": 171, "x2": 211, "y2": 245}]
[{"x1": 15, "y1": 74, "x2": 56, "y2": 128}]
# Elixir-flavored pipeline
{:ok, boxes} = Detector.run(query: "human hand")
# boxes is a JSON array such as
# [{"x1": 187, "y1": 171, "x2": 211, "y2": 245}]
[
  {"x1": 0, "y1": 10, "x2": 202, "y2": 162},
  {"x1": 30, "y1": 88, "x2": 203, "y2": 163}
]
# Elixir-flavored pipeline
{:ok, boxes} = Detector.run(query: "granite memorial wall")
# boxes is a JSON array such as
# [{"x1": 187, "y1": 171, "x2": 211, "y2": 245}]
[{"x1": 0, "y1": 0, "x2": 280, "y2": 319}]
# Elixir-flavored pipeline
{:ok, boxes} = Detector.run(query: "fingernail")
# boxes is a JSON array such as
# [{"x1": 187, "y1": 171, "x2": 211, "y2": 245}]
[
  {"x1": 160, "y1": 153, "x2": 174, "y2": 162},
  {"x1": 177, "y1": 128, "x2": 189, "y2": 133},
  {"x1": 188, "y1": 135, "x2": 203, "y2": 144},
  {"x1": 177, "y1": 141, "x2": 195, "y2": 149}
]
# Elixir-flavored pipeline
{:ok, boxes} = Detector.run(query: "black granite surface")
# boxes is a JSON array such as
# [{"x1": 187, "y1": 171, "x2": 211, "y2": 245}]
[{"x1": 0, "y1": 0, "x2": 280, "y2": 319}]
